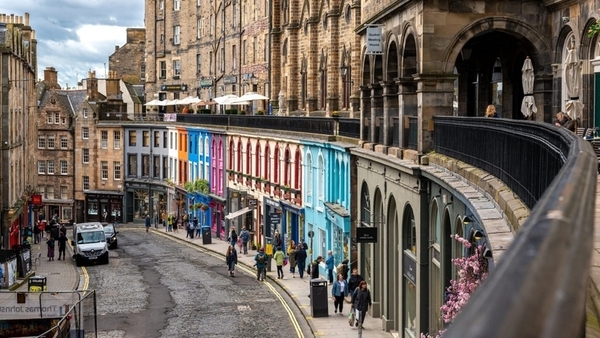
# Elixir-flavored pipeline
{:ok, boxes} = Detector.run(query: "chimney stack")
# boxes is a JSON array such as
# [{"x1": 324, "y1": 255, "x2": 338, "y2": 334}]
[
  {"x1": 87, "y1": 71, "x2": 99, "y2": 102},
  {"x1": 43, "y1": 67, "x2": 60, "y2": 89}
]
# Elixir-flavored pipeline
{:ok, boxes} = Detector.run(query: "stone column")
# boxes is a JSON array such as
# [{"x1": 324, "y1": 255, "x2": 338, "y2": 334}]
[
  {"x1": 360, "y1": 85, "x2": 372, "y2": 142},
  {"x1": 397, "y1": 77, "x2": 417, "y2": 151},
  {"x1": 414, "y1": 74, "x2": 456, "y2": 154},
  {"x1": 381, "y1": 81, "x2": 398, "y2": 148},
  {"x1": 370, "y1": 83, "x2": 383, "y2": 145}
]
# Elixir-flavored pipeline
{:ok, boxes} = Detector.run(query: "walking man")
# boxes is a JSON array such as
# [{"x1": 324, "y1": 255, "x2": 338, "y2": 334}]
[
  {"x1": 255, "y1": 247, "x2": 268, "y2": 281},
  {"x1": 145, "y1": 215, "x2": 151, "y2": 233},
  {"x1": 57, "y1": 231, "x2": 68, "y2": 260},
  {"x1": 240, "y1": 226, "x2": 250, "y2": 254}
]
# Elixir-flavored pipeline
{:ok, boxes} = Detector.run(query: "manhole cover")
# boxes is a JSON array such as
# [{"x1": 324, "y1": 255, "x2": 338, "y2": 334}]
[{"x1": 237, "y1": 305, "x2": 251, "y2": 311}]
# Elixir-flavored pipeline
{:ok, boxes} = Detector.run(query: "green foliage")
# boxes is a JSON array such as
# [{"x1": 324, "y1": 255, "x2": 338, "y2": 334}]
[
  {"x1": 194, "y1": 179, "x2": 210, "y2": 194},
  {"x1": 184, "y1": 181, "x2": 194, "y2": 192},
  {"x1": 199, "y1": 109, "x2": 211, "y2": 114},
  {"x1": 225, "y1": 109, "x2": 238, "y2": 115},
  {"x1": 257, "y1": 110, "x2": 265, "y2": 115},
  {"x1": 589, "y1": 19, "x2": 600, "y2": 37}
]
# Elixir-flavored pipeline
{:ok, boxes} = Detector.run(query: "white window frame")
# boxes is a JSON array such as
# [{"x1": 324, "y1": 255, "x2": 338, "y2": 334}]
[
  {"x1": 47, "y1": 160, "x2": 55, "y2": 175},
  {"x1": 173, "y1": 60, "x2": 181, "y2": 77},
  {"x1": 38, "y1": 136, "x2": 46, "y2": 149},
  {"x1": 83, "y1": 108, "x2": 88, "y2": 118},
  {"x1": 47, "y1": 136, "x2": 55, "y2": 149},
  {"x1": 60, "y1": 160, "x2": 68, "y2": 175},
  {"x1": 38, "y1": 160, "x2": 46, "y2": 174},
  {"x1": 54, "y1": 113, "x2": 60, "y2": 124},
  {"x1": 174, "y1": 0, "x2": 181, "y2": 10},
  {"x1": 83, "y1": 149, "x2": 89, "y2": 163},
  {"x1": 114, "y1": 162, "x2": 121, "y2": 180},
  {"x1": 61, "y1": 136, "x2": 68, "y2": 149},
  {"x1": 83, "y1": 176, "x2": 90, "y2": 191},
  {"x1": 47, "y1": 114, "x2": 53, "y2": 124},
  {"x1": 82, "y1": 127, "x2": 89, "y2": 139},
  {"x1": 114, "y1": 131, "x2": 121, "y2": 149},
  {"x1": 60, "y1": 186, "x2": 68, "y2": 200},
  {"x1": 101, "y1": 161, "x2": 109, "y2": 180},
  {"x1": 101, "y1": 131, "x2": 108, "y2": 149},
  {"x1": 174, "y1": 25, "x2": 181, "y2": 45}
]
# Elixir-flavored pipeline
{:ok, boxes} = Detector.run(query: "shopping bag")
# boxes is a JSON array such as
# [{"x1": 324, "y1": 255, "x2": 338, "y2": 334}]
[
  {"x1": 345, "y1": 294, "x2": 352, "y2": 303},
  {"x1": 348, "y1": 310, "x2": 355, "y2": 326},
  {"x1": 283, "y1": 258, "x2": 288, "y2": 266}
]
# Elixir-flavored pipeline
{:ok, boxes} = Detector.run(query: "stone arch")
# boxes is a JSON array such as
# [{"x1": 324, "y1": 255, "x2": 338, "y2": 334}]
[
  {"x1": 386, "y1": 36, "x2": 400, "y2": 81},
  {"x1": 361, "y1": 45, "x2": 372, "y2": 86},
  {"x1": 442, "y1": 17, "x2": 551, "y2": 74},
  {"x1": 400, "y1": 25, "x2": 419, "y2": 78},
  {"x1": 385, "y1": 194, "x2": 399, "y2": 331}
]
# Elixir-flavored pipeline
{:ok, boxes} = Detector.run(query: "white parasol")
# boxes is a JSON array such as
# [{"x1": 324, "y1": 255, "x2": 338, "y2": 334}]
[
  {"x1": 520, "y1": 57, "x2": 537, "y2": 119},
  {"x1": 145, "y1": 99, "x2": 169, "y2": 106},
  {"x1": 213, "y1": 94, "x2": 249, "y2": 105},
  {"x1": 563, "y1": 46, "x2": 584, "y2": 120},
  {"x1": 231, "y1": 92, "x2": 269, "y2": 103}
]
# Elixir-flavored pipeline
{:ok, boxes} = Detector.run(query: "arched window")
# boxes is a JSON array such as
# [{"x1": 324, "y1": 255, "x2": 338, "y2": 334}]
[
  {"x1": 317, "y1": 154, "x2": 324, "y2": 205},
  {"x1": 274, "y1": 144, "x2": 280, "y2": 184},
  {"x1": 284, "y1": 146, "x2": 291, "y2": 186},
  {"x1": 264, "y1": 142, "x2": 271, "y2": 181},
  {"x1": 237, "y1": 139, "x2": 242, "y2": 172},
  {"x1": 430, "y1": 201, "x2": 442, "y2": 333},
  {"x1": 294, "y1": 148, "x2": 301, "y2": 189},
  {"x1": 306, "y1": 152, "x2": 313, "y2": 204},
  {"x1": 211, "y1": 139, "x2": 217, "y2": 191},
  {"x1": 218, "y1": 139, "x2": 223, "y2": 193},
  {"x1": 402, "y1": 205, "x2": 417, "y2": 338},
  {"x1": 246, "y1": 141, "x2": 252, "y2": 175},
  {"x1": 255, "y1": 142, "x2": 261, "y2": 178},
  {"x1": 229, "y1": 139, "x2": 235, "y2": 170}
]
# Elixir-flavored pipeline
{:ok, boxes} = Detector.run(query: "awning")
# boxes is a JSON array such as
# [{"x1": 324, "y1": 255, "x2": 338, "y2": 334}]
[{"x1": 225, "y1": 207, "x2": 253, "y2": 220}]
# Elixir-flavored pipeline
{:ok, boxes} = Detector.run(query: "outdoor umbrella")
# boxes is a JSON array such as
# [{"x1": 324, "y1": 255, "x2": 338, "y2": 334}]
[
  {"x1": 214, "y1": 94, "x2": 248, "y2": 105},
  {"x1": 563, "y1": 46, "x2": 584, "y2": 120},
  {"x1": 144, "y1": 99, "x2": 160, "y2": 106},
  {"x1": 520, "y1": 57, "x2": 537, "y2": 119},
  {"x1": 231, "y1": 92, "x2": 269, "y2": 103}
]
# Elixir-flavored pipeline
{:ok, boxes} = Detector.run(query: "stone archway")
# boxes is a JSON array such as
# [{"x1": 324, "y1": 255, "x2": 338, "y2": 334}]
[{"x1": 383, "y1": 194, "x2": 399, "y2": 331}]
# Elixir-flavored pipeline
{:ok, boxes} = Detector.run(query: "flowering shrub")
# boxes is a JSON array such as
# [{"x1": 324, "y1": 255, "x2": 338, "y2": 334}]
[{"x1": 421, "y1": 234, "x2": 489, "y2": 338}]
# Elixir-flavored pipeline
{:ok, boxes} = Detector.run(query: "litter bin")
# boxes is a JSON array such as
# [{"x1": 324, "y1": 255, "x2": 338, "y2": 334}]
[
  {"x1": 28, "y1": 276, "x2": 47, "y2": 292},
  {"x1": 310, "y1": 278, "x2": 328, "y2": 317},
  {"x1": 201, "y1": 227, "x2": 212, "y2": 245}
]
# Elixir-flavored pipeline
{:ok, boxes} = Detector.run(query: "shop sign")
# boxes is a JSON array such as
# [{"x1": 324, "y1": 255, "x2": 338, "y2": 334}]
[
  {"x1": 403, "y1": 253, "x2": 417, "y2": 284},
  {"x1": 356, "y1": 226, "x2": 377, "y2": 243},
  {"x1": 30, "y1": 195, "x2": 42, "y2": 205},
  {"x1": 264, "y1": 198, "x2": 279, "y2": 208},
  {"x1": 160, "y1": 84, "x2": 188, "y2": 91},
  {"x1": 199, "y1": 79, "x2": 213, "y2": 88},
  {"x1": 223, "y1": 76, "x2": 237, "y2": 84}
]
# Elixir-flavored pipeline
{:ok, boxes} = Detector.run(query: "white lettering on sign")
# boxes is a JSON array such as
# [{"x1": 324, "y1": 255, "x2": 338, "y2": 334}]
[{"x1": 366, "y1": 26, "x2": 383, "y2": 54}]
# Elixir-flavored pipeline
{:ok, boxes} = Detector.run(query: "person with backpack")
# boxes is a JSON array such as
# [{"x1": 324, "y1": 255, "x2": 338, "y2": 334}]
[
  {"x1": 254, "y1": 247, "x2": 268, "y2": 281},
  {"x1": 240, "y1": 226, "x2": 250, "y2": 254},
  {"x1": 294, "y1": 245, "x2": 307, "y2": 278}
]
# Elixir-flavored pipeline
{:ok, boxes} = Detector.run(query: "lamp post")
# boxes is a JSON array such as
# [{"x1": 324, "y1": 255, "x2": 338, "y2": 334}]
[{"x1": 340, "y1": 63, "x2": 349, "y2": 110}]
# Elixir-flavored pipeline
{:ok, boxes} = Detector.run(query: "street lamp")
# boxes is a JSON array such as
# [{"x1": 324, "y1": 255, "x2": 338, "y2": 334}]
[{"x1": 340, "y1": 63, "x2": 349, "y2": 109}]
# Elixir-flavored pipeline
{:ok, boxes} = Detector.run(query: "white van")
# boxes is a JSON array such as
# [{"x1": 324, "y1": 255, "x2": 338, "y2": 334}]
[{"x1": 71, "y1": 222, "x2": 109, "y2": 266}]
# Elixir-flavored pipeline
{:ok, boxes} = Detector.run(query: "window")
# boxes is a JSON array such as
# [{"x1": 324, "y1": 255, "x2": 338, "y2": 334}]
[
  {"x1": 128, "y1": 154, "x2": 138, "y2": 176},
  {"x1": 253, "y1": 37, "x2": 257, "y2": 63},
  {"x1": 47, "y1": 113, "x2": 53, "y2": 124},
  {"x1": 48, "y1": 186, "x2": 56, "y2": 199},
  {"x1": 61, "y1": 117, "x2": 66, "y2": 124},
  {"x1": 83, "y1": 149, "x2": 89, "y2": 163},
  {"x1": 54, "y1": 113, "x2": 60, "y2": 124},
  {"x1": 143, "y1": 131, "x2": 150, "y2": 147},
  {"x1": 197, "y1": 19, "x2": 202, "y2": 39},
  {"x1": 114, "y1": 162, "x2": 121, "y2": 180},
  {"x1": 61, "y1": 136, "x2": 68, "y2": 149},
  {"x1": 129, "y1": 131, "x2": 137, "y2": 146},
  {"x1": 101, "y1": 131, "x2": 108, "y2": 149},
  {"x1": 114, "y1": 131, "x2": 121, "y2": 149},
  {"x1": 60, "y1": 160, "x2": 68, "y2": 175},
  {"x1": 38, "y1": 160, "x2": 46, "y2": 174},
  {"x1": 154, "y1": 131, "x2": 160, "y2": 147},
  {"x1": 154, "y1": 155, "x2": 160, "y2": 178},
  {"x1": 221, "y1": 47, "x2": 225, "y2": 72},
  {"x1": 163, "y1": 156, "x2": 168, "y2": 179},
  {"x1": 173, "y1": 60, "x2": 181, "y2": 78},
  {"x1": 60, "y1": 186, "x2": 68, "y2": 199},
  {"x1": 159, "y1": 61, "x2": 166, "y2": 79},
  {"x1": 83, "y1": 108, "x2": 88, "y2": 118},
  {"x1": 233, "y1": 1, "x2": 237, "y2": 28},
  {"x1": 38, "y1": 136, "x2": 46, "y2": 149},
  {"x1": 47, "y1": 136, "x2": 55, "y2": 149},
  {"x1": 243, "y1": 40, "x2": 247, "y2": 65},
  {"x1": 163, "y1": 131, "x2": 168, "y2": 148},
  {"x1": 173, "y1": 25, "x2": 181, "y2": 45},
  {"x1": 198, "y1": 0, "x2": 201, "y2": 5},
  {"x1": 101, "y1": 161, "x2": 108, "y2": 180},
  {"x1": 232, "y1": 45, "x2": 237, "y2": 70},
  {"x1": 264, "y1": 34, "x2": 268, "y2": 61},
  {"x1": 47, "y1": 160, "x2": 55, "y2": 174},
  {"x1": 142, "y1": 155, "x2": 150, "y2": 176},
  {"x1": 174, "y1": 0, "x2": 180, "y2": 10},
  {"x1": 197, "y1": 53, "x2": 202, "y2": 74},
  {"x1": 82, "y1": 127, "x2": 89, "y2": 139},
  {"x1": 38, "y1": 185, "x2": 45, "y2": 198},
  {"x1": 83, "y1": 176, "x2": 89, "y2": 190},
  {"x1": 209, "y1": 51, "x2": 213, "y2": 74},
  {"x1": 141, "y1": 65, "x2": 146, "y2": 81}
]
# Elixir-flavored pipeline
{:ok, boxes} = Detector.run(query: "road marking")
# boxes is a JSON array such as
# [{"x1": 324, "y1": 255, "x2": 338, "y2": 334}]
[{"x1": 155, "y1": 230, "x2": 305, "y2": 338}]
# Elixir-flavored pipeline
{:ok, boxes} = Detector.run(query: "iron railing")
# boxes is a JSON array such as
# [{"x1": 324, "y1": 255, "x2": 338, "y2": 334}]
[
  {"x1": 407, "y1": 116, "x2": 418, "y2": 150},
  {"x1": 435, "y1": 117, "x2": 596, "y2": 338},
  {"x1": 338, "y1": 118, "x2": 361, "y2": 138}
]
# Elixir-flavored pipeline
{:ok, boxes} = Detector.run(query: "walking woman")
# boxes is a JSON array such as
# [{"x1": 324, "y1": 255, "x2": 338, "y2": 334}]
[
  {"x1": 332, "y1": 273, "x2": 349, "y2": 314},
  {"x1": 225, "y1": 244, "x2": 238, "y2": 277},
  {"x1": 351, "y1": 280, "x2": 372, "y2": 329},
  {"x1": 287, "y1": 243, "x2": 297, "y2": 277},
  {"x1": 46, "y1": 234, "x2": 56, "y2": 261}
]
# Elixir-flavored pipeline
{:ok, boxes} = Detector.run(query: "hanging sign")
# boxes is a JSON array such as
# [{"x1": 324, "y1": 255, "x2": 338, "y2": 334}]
[{"x1": 366, "y1": 25, "x2": 383, "y2": 55}]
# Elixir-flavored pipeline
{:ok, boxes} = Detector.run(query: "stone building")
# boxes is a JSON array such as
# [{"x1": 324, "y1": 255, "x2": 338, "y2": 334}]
[
  {"x1": 109, "y1": 28, "x2": 146, "y2": 85},
  {"x1": 0, "y1": 13, "x2": 37, "y2": 249},
  {"x1": 144, "y1": 0, "x2": 271, "y2": 113},
  {"x1": 36, "y1": 67, "x2": 79, "y2": 225}
]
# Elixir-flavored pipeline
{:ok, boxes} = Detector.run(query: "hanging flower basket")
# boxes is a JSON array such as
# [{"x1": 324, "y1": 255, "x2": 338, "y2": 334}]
[{"x1": 200, "y1": 204, "x2": 209, "y2": 211}]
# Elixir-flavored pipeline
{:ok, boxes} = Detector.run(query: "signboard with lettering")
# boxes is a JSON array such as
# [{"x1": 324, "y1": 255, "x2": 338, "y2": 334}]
[
  {"x1": 30, "y1": 194, "x2": 42, "y2": 205},
  {"x1": 356, "y1": 227, "x2": 377, "y2": 243},
  {"x1": 200, "y1": 79, "x2": 213, "y2": 88},
  {"x1": 224, "y1": 76, "x2": 238, "y2": 84},
  {"x1": 366, "y1": 26, "x2": 383, "y2": 54},
  {"x1": 161, "y1": 84, "x2": 188, "y2": 92},
  {"x1": 248, "y1": 198, "x2": 258, "y2": 207}
]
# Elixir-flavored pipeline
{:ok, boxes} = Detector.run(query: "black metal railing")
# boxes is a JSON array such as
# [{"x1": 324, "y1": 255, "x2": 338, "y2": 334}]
[
  {"x1": 407, "y1": 116, "x2": 418, "y2": 150},
  {"x1": 176, "y1": 114, "x2": 230, "y2": 126},
  {"x1": 338, "y1": 118, "x2": 361, "y2": 138},
  {"x1": 436, "y1": 117, "x2": 597, "y2": 338},
  {"x1": 392, "y1": 117, "x2": 400, "y2": 147}
]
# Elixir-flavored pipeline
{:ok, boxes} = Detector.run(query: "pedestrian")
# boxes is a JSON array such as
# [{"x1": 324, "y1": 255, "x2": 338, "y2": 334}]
[
  {"x1": 167, "y1": 214, "x2": 173, "y2": 232},
  {"x1": 326, "y1": 250, "x2": 335, "y2": 284},
  {"x1": 287, "y1": 243, "x2": 297, "y2": 277},
  {"x1": 240, "y1": 226, "x2": 250, "y2": 254},
  {"x1": 228, "y1": 227, "x2": 238, "y2": 246},
  {"x1": 254, "y1": 247, "x2": 268, "y2": 281},
  {"x1": 484, "y1": 104, "x2": 499, "y2": 118},
  {"x1": 272, "y1": 230, "x2": 282, "y2": 251},
  {"x1": 311, "y1": 256, "x2": 323, "y2": 280},
  {"x1": 162, "y1": 210, "x2": 167, "y2": 228},
  {"x1": 50, "y1": 224, "x2": 60, "y2": 241},
  {"x1": 299, "y1": 238, "x2": 308, "y2": 250},
  {"x1": 187, "y1": 218, "x2": 195, "y2": 239},
  {"x1": 33, "y1": 221, "x2": 41, "y2": 244},
  {"x1": 332, "y1": 273, "x2": 349, "y2": 314},
  {"x1": 194, "y1": 217, "x2": 200, "y2": 237},
  {"x1": 226, "y1": 244, "x2": 238, "y2": 277},
  {"x1": 337, "y1": 258, "x2": 349, "y2": 281},
  {"x1": 174, "y1": 216, "x2": 179, "y2": 233},
  {"x1": 351, "y1": 280, "x2": 372, "y2": 329},
  {"x1": 554, "y1": 111, "x2": 576, "y2": 132},
  {"x1": 294, "y1": 245, "x2": 307, "y2": 279},
  {"x1": 57, "y1": 231, "x2": 68, "y2": 260},
  {"x1": 46, "y1": 235, "x2": 55, "y2": 261},
  {"x1": 59, "y1": 223, "x2": 66, "y2": 236},
  {"x1": 145, "y1": 215, "x2": 151, "y2": 233},
  {"x1": 348, "y1": 268, "x2": 364, "y2": 300},
  {"x1": 273, "y1": 246, "x2": 285, "y2": 279}
]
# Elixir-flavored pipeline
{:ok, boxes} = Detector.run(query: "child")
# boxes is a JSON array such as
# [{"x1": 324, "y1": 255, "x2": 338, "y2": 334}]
[{"x1": 273, "y1": 246, "x2": 285, "y2": 279}]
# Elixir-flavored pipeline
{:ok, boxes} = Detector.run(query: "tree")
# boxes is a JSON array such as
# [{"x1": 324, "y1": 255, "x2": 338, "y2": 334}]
[{"x1": 421, "y1": 234, "x2": 489, "y2": 338}]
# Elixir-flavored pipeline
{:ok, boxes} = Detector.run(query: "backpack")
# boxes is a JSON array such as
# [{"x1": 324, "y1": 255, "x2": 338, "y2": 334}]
[
  {"x1": 336, "y1": 263, "x2": 344, "y2": 275},
  {"x1": 258, "y1": 253, "x2": 266, "y2": 263},
  {"x1": 241, "y1": 230, "x2": 249, "y2": 242}
]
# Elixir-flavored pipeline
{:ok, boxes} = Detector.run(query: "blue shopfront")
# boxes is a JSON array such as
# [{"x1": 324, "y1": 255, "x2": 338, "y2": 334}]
[
  {"x1": 280, "y1": 200, "x2": 304, "y2": 249},
  {"x1": 324, "y1": 202, "x2": 351, "y2": 269}
]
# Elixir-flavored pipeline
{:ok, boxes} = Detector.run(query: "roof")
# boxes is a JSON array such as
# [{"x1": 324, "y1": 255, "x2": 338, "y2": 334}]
[{"x1": 124, "y1": 83, "x2": 143, "y2": 104}]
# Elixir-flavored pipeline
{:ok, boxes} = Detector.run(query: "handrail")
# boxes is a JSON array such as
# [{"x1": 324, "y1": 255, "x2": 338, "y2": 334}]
[{"x1": 437, "y1": 118, "x2": 597, "y2": 338}]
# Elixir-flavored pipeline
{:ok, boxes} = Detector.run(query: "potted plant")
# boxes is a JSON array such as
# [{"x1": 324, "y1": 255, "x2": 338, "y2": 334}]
[
  {"x1": 200, "y1": 203, "x2": 209, "y2": 211},
  {"x1": 332, "y1": 111, "x2": 340, "y2": 118},
  {"x1": 251, "y1": 240, "x2": 257, "y2": 250}
]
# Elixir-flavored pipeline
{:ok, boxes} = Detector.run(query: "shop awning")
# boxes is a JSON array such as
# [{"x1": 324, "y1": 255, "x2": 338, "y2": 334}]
[{"x1": 225, "y1": 207, "x2": 253, "y2": 220}]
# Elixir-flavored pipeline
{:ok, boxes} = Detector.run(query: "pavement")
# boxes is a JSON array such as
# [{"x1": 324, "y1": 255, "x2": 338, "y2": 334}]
[{"x1": 8, "y1": 225, "x2": 393, "y2": 338}]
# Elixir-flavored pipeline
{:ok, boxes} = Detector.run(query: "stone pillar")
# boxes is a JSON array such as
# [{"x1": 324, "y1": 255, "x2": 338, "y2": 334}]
[
  {"x1": 360, "y1": 86, "x2": 372, "y2": 142},
  {"x1": 381, "y1": 81, "x2": 398, "y2": 147},
  {"x1": 397, "y1": 77, "x2": 417, "y2": 151},
  {"x1": 370, "y1": 83, "x2": 383, "y2": 145},
  {"x1": 414, "y1": 74, "x2": 456, "y2": 154}
]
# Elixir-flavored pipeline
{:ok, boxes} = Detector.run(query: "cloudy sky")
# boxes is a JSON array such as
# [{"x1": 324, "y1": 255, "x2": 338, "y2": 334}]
[{"x1": 0, "y1": 0, "x2": 144, "y2": 87}]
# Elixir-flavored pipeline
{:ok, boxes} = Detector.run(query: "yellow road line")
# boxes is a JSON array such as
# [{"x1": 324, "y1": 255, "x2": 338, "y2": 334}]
[{"x1": 155, "y1": 230, "x2": 305, "y2": 338}]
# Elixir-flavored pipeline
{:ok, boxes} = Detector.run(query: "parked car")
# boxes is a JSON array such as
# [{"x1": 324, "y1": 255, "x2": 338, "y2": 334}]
[
  {"x1": 72, "y1": 222, "x2": 109, "y2": 266},
  {"x1": 103, "y1": 223, "x2": 119, "y2": 249}
]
